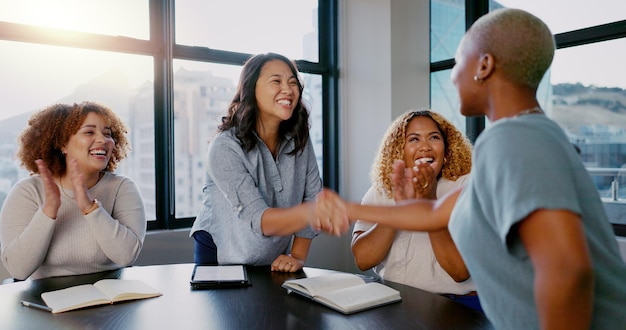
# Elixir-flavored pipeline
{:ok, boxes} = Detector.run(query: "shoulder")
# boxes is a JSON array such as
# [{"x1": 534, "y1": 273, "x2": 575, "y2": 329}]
[
  {"x1": 209, "y1": 129, "x2": 248, "y2": 154},
  {"x1": 361, "y1": 186, "x2": 393, "y2": 205},
  {"x1": 10, "y1": 175, "x2": 42, "y2": 192},
  {"x1": 479, "y1": 117, "x2": 569, "y2": 161},
  {"x1": 479, "y1": 116, "x2": 556, "y2": 145},
  {"x1": 437, "y1": 175, "x2": 467, "y2": 196},
  {"x1": 99, "y1": 172, "x2": 138, "y2": 189}
]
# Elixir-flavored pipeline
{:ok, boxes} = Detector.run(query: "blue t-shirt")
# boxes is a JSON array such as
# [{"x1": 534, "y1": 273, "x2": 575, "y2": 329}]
[
  {"x1": 449, "y1": 114, "x2": 626, "y2": 329},
  {"x1": 190, "y1": 128, "x2": 321, "y2": 265}
]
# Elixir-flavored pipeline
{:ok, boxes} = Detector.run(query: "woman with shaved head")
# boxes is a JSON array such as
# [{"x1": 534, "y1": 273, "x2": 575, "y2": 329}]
[{"x1": 314, "y1": 8, "x2": 626, "y2": 329}]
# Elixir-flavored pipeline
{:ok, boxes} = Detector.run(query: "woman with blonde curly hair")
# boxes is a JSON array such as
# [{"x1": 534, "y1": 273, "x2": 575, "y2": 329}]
[
  {"x1": 0, "y1": 102, "x2": 146, "y2": 280},
  {"x1": 351, "y1": 109, "x2": 481, "y2": 311}
]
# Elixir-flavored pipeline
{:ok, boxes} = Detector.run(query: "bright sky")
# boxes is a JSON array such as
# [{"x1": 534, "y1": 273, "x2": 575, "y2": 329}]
[
  {"x1": 0, "y1": 0, "x2": 317, "y2": 121},
  {"x1": 0, "y1": 0, "x2": 624, "y2": 121},
  {"x1": 495, "y1": 0, "x2": 626, "y2": 89}
]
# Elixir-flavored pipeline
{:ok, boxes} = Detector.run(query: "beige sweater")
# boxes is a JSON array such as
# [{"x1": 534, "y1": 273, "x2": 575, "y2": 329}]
[{"x1": 0, "y1": 172, "x2": 146, "y2": 280}]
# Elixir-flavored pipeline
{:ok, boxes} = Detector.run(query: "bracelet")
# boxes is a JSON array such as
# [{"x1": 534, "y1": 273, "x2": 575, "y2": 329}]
[{"x1": 82, "y1": 199, "x2": 100, "y2": 215}]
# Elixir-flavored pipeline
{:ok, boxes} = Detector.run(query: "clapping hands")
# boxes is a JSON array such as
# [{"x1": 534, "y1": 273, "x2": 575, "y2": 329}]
[
  {"x1": 35, "y1": 158, "x2": 94, "y2": 219},
  {"x1": 392, "y1": 159, "x2": 437, "y2": 202}
]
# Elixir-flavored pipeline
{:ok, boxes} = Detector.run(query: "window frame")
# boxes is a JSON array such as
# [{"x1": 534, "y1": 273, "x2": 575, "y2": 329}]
[{"x1": 0, "y1": 0, "x2": 339, "y2": 230}]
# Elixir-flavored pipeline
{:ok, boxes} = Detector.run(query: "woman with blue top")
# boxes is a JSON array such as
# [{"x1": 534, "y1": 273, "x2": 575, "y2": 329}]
[
  {"x1": 315, "y1": 8, "x2": 626, "y2": 329},
  {"x1": 190, "y1": 53, "x2": 321, "y2": 272}
]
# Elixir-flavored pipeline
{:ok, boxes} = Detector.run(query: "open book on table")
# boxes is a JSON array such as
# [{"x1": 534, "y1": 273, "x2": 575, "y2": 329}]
[
  {"x1": 282, "y1": 273, "x2": 401, "y2": 314},
  {"x1": 40, "y1": 279, "x2": 162, "y2": 313}
]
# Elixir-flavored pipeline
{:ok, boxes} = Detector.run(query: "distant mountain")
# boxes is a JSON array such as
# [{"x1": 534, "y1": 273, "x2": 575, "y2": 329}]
[
  {"x1": 0, "y1": 70, "x2": 132, "y2": 143},
  {"x1": 551, "y1": 83, "x2": 626, "y2": 133},
  {"x1": 0, "y1": 112, "x2": 30, "y2": 143}
]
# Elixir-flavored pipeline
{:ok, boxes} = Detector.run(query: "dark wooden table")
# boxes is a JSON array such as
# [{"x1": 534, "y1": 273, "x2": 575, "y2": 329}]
[{"x1": 0, "y1": 263, "x2": 492, "y2": 329}]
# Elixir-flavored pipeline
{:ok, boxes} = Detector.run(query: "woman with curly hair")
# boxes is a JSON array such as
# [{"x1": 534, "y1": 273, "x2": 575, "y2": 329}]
[
  {"x1": 0, "y1": 102, "x2": 146, "y2": 280},
  {"x1": 189, "y1": 53, "x2": 321, "y2": 272},
  {"x1": 351, "y1": 110, "x2": 480, "y2": 311}
]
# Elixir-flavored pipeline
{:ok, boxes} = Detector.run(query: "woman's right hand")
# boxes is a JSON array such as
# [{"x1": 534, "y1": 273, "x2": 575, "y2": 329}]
[
  {"x1": 313, "y1": 188, "x2": 350, "y2": 236},
  {"x1": 35, "y1": 159, "x2": 61, "y2": 219},
  {"x1": 412, "y1": 159, "x2": 438, "y2": 200}
]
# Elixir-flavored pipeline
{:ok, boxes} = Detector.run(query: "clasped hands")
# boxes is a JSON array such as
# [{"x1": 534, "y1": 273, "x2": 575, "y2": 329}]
[{"x1": 312, "y1": 159, "x2": 434, "y2": 236}]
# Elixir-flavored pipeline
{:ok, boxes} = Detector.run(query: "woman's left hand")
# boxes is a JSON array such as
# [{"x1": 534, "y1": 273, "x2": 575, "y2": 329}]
[
  {"x1": 412, "y1": 159, "x2": 438, "y2": 200},
  {"x1": 271, "y1": 254, "x2": 304, "y2": 272},
  {"x1": 66, "y1": 158, "x2": 94, "y2": 212}
]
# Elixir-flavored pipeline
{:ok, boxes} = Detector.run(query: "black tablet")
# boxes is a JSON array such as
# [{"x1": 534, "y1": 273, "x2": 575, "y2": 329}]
[{"x1": 190, "y1": 265, "x2": 251, "y2": 290}]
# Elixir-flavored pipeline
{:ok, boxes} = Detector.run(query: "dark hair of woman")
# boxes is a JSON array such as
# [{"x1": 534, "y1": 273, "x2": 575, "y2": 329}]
[{"x1": 219, "y1": 52, "x2": 310, "y2": 156}]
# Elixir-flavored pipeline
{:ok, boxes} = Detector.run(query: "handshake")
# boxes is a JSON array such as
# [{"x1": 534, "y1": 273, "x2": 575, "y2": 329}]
[
  {"x1": 311, "y1": 159, "x2": 425, "y2": 236},
  {"x1": 310, "y1": 188, "x2": 351, "y2": 236}
]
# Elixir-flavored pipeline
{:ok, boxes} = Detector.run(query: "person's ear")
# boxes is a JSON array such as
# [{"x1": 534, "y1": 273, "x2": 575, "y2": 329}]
[{"x1": 474, "y1": 53, "x2": 495, "y2": 81}]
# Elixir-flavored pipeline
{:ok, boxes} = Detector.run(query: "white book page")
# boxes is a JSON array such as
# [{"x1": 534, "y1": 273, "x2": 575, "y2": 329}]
[
  {"x1": 193, "y1": 265, "x2": 246, "y2": 281},
  {"x1": 315, "y1": 282, "x2": 401, "y2": 313},
  {"x1": 41, "y1": 284, "x2": 110, "y2": 312},
  {"x1": 284, "y1": 273, "x2": 365, "y2": 297},
  {"x1": 93, "y1": 279, "x2": 161, "y2": 302}
]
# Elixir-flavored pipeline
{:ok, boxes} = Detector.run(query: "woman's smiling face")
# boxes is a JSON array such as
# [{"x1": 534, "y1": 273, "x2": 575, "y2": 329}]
[
  {"x1": 403, "y1": 116, "x2": 446, "y2": 177},
  {"x1": 62, "y1": 112, "x2": 115, "y2": 175},
  {"x1": 254, "y1": 59, "x2": 300, "y2": 127}
]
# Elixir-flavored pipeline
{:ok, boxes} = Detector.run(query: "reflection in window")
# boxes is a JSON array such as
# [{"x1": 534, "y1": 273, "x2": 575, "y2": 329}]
[
  {"x1": 430, "y1": 0, "x2": 465, "y2": 63},
  {"x1": 175, "y1": 0, "x2": 319, "y2": 62},
  {"x1": 0, "y1": 41, "x2": 155, "y2": 218},
  {"x1": 430, "y1": 69, "x2": 465, "y2": 132}
]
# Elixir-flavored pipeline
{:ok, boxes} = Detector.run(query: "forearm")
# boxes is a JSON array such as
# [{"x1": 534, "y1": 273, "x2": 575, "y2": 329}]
[
  {"x1": 1, "y1": 210, "x2": 56, "y2": 280},
  {"x1": 289, "y1": 237, "x2": 312, "y2": 262},
  {"x1": 261, "y1": 202, "x2": 312, "y2": 236},
  {"x1": 351, "y1": 226, "x2": 396, "y2": 271},
  {"x1": 87, "y1": 207, "x2": 146, "y2": 266},
  {"x1": 88, "y1": 186, "x2": 147, "y2": 266},
  {"x1": 519, "y1": 209, "x2": 594, "y2": 329},
  {"x1": 347, "y1": 199, "x2": 448, "y2": 232},
  {"x1": 428, "y1": 229, "x2": 469, "y2": 282},
  {"x1": 534, "y1": 264, "x2": 593, "y2": 329}
]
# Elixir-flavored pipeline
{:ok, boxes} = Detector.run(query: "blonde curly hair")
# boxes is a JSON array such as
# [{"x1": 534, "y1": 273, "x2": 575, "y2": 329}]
[{"x1": 371, "y1": 110, "x2": 473, "y2": 198}]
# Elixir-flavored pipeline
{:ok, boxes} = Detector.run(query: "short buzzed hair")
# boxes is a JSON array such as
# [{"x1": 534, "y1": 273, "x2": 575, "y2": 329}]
[{"x1": 467, "y1": 8, "x2": 555, "y2": 88}]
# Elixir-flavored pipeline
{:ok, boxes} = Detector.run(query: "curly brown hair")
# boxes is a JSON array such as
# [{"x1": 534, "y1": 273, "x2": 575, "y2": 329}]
[
  {"x1": 371, "y1": 110, "x2": 473, "y2": 198},
  {"x1": 17, "y1": 101, "x2": 130, "y2": 176}
]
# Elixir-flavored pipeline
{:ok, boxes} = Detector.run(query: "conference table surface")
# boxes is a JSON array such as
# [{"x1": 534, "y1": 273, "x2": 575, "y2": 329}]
[{"x1": 0, "y1": 263, "x2": 493, "y2": 330}]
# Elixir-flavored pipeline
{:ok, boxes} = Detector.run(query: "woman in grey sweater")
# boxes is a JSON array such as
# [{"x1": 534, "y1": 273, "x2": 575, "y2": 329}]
[
  {"x1": 190, "y1": 53, "x2": 322, "y2": 272},
  {"x1": 0, "y1": 102, "x2": 146, "y2": 280}
]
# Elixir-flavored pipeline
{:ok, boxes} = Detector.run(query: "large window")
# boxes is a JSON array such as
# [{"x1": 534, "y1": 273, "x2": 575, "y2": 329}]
[
  {"x1": 430, "y1": 0, "x2": 626, "y2": 231},
  {"x1": 0, "y1": 0, "x2": 337, "y2": 230}
]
